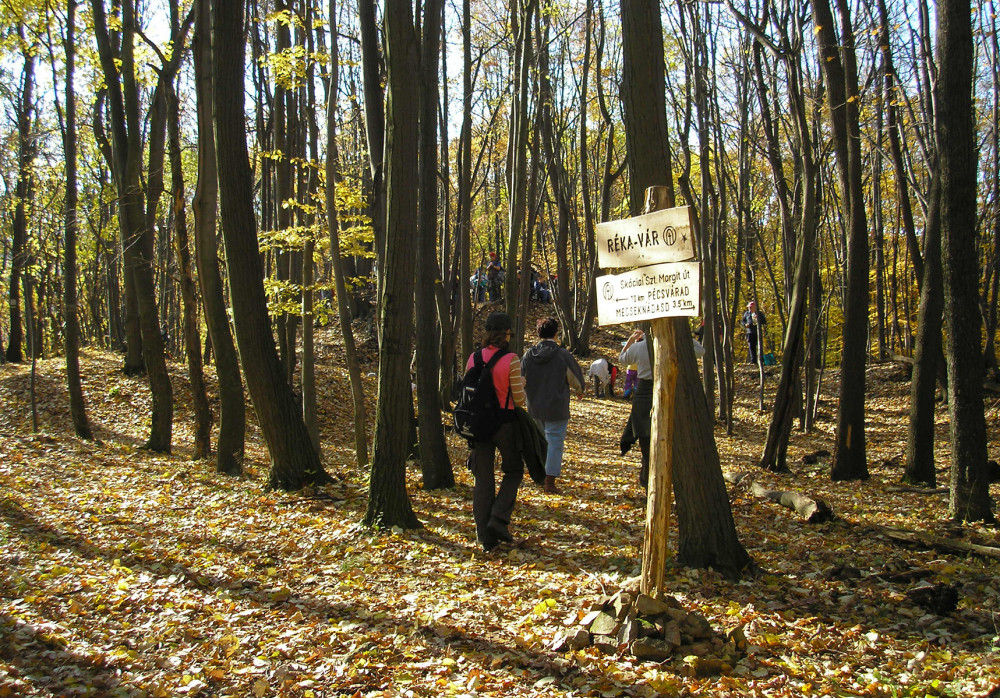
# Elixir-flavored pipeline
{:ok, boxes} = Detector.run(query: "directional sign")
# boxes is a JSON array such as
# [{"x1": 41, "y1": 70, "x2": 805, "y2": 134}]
[
  {"x1": 596, "y1": 205, "x2": 695, "y2": 269},
  {"x1": 596, "y1": 261, "x2": 700, "y2": 326}
]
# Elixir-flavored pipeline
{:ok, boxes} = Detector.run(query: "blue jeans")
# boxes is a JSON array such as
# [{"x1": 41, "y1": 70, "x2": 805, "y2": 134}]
[{"x1": 535, "y1": 419, "x2": 569, "y2": 477}]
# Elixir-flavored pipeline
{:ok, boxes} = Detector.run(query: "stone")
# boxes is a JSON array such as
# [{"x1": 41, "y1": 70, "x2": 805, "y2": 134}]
[
  {"x1": 662, "y1": 620, "x2": 681, "y2": 648},
  {"x1": 593, "y1": 638, "x2": 618, "y2": 655},
  {"x1": 566, "y1": 628, "x2": 591, "y2": 651},
  {"x1": 613, "y1": 592, "x2": 634, "y2": 620},
  {"x1": 589, "y1": 611, "x2": 620, "y2": 637},
  {"x1": 680, "y1": 613, "x2": 714, "y2": 640},
  {"x1": 638, "y1": 619, "x2": 659, "y2": 638},
  {"x1": 630, "y1": 638, "x2": 673, "y2": 662},
  {"x1": 617, "y1": 619, "x2": 640, "y2": 646},
  {"x1": 635, "y1": 594, "x2": 672, "y2": 617}
]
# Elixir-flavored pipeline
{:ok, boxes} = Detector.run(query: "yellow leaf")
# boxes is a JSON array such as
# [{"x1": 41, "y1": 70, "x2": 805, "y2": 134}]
[{"x1": 253, "y1": 679, "x2": 268, "y2": 696}]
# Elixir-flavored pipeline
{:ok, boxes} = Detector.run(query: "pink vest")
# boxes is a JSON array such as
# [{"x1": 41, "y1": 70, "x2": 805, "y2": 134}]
[{"x1": 466, "y1": 346, "x2": 516, "y2": 410}]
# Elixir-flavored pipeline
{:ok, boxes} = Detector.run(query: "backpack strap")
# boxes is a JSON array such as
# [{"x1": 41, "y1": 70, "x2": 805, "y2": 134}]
[
  {"x1": 484, "y1": 349, "x2": 513, "y2": 409},
  {"x1": 483, "y1": 348, "x2": 508, "y2": 370}
]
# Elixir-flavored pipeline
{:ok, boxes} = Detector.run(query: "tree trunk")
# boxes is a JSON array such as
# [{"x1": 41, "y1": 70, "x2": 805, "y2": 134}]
[
  {"x1": 621, "y1": 0, "x2": 752, "y2": 580},
  {"x1": 364, "y1": 0, "x2": 421, "y2": 529},
  {"x1": 415, "y1": 0, "x2": 454, "y2": 490},
  {"x1": 58, "y1": 1, "x2": 92, "y2": 439},
  {"x1": 91, "y1": 0, "x2": 173, "y2": 452},
  {"x1": 936, "y1": 0, "x2": 994, "y2": 523},
  {"x1": 504, "y1": 0, "x2": 537, "y2": 349},
  {"x1": 6, "y1": 31, "x2": 35, "y2": 365},
  {"x1": 813, "y1": 0, "x2": 870, "y2": 481},
  {"x1": 905, "y1": 177, "x2": 942, "y2": 487},
  {"x1": 168, "y1": 79, "x2": 211, "y2": 460},
  {"x1": 759, "y1": 49, "x2": 818, "y2": 473},
  {"x1": 326, "y1": 0, "x2": 368, "y2": 469},
  {"x1": 359, "y1": 0, "x2": 386, "y2": 328},
  {"x1": 213, "y1": 0, "x2": 328, "y2": 490},
  {"x1": 193, "y1": 0, "x2": 244, "y2": 476}
]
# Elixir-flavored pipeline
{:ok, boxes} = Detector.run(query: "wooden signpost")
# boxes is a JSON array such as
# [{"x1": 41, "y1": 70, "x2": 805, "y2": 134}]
[{"x1": 595, "y1": 192, "x2": 698, "y2": 597}]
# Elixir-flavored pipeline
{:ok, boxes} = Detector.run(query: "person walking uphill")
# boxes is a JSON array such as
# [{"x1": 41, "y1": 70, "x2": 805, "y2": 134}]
[
  {"x1": 466, "y1": 312, "x2": 527, "y2": 552},
  {"x1": 619, "y1": 328, "x2": 653, "y2": 489},
  {"x1": 521, "y1": 317, "x2": 585, "y2": 495},
  {"x1": 742, "y1": 300, "x2": 766, "y2": 364}
]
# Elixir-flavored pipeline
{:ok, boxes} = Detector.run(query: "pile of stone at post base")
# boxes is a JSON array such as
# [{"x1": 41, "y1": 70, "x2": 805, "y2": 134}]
[{"x1": 550, "y1": 587, "x2": 749, "y2": 677}]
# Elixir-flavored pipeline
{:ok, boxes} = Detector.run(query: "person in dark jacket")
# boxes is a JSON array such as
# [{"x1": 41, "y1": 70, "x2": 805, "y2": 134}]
[
  {"x1": 520, "y1": 317, "x2": 585, "y2": 494},
  {"x1": 741, "y1": 300, "x2": 766, "y2": 364}
]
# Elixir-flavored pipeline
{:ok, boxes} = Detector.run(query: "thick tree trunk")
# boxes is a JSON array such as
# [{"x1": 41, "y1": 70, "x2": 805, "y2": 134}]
[
  {"x1": 213, "y1": 0, "x2": 328, "y2": 490},
  {"x1": 193, "y1": 0, "x2": 244, "y2": 476},
  {"x1": 621, "y1": 0, "x2": 752, "y2": 580},
  {"x1": 364, "y1": 0, "x2": 421, "y2": 529},
  {"x1": 936, "y1": 0, "x2": 994, "y2": 523}
]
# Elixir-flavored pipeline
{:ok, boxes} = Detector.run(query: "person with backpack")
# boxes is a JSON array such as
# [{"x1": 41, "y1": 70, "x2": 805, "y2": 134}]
[
  {"x1": 520, "y1": 317, "x2": 585, "y2": 495},
  {"x1": 462, "y1": 312, "x2": 526, "y2": 551}
]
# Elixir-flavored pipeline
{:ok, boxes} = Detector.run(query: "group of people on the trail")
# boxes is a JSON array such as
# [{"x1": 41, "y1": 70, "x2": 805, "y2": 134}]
[
  {"x1": 459, "y1": 299, "x2": 768, "y2": 552},
  {"x1": 469, "y1": 252, "x2": 552, "y2": 305},
  {"x1": 460, "y1": 310, "x2": 654, "y2": 552}
]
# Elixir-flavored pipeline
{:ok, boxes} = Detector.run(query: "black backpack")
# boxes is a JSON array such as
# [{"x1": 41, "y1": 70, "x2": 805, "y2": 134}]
[{"x1": 453, "y1": 349, "x2": 511, "y2": 443}]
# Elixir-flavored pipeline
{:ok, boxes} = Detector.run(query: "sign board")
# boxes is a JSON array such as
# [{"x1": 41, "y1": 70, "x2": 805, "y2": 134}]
[
  {"x1": 596, "y1": 205, "x2": 695, "y2": 269},
  {"x1": 596, "y1": 261, "x2": 700, "y2": 326}
]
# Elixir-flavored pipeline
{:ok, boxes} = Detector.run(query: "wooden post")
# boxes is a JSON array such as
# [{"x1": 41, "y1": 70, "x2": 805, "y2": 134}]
[{"x1": 640, "y1": 185, "x2": 677, "y2": 597}]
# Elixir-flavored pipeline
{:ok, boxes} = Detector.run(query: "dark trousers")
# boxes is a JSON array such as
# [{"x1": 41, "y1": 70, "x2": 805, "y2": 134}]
[
  {"x1": 746, "y1": 332, "x2": 759, "y2": 363},
  {"x1": 469, "y1": 421, "x2": 523, "y2": 545},
  {"x1": 638, "y1": 436, "x2": 651, "y2": 488}
]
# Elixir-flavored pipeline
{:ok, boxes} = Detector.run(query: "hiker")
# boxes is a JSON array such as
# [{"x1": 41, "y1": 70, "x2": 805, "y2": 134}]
[
  {"x1": 486, "y1": 252, "x2": 504, "y2": 301},
  {"x1": 464, "y1": 312, "x2": 526, "y2": 551},
  {"x1": 520, "y1": 317, "x2": 585, "y2": 495},
  {"x1": 587, "y1": 358, "x2": 617, "y2": 398},
  {"x1": 742, "y1": 300, "x2": 766, "y2": 364},
  {"x1": 470, "y1": 269, "x2": 487, "y2": 303},
  {"x1": 618, "y1": 328, "x2": 653, "y2": 489}
]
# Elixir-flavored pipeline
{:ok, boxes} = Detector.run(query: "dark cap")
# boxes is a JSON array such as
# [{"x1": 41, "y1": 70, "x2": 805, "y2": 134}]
[{"x1": 485, "y1": 312, "x2": 512, "y2": 331}]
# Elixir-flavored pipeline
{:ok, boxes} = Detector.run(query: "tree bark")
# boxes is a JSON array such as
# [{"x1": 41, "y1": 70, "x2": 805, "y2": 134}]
[
  {"x1": 326, "y1": 0, "x2": 368, "y2": 469},
  {"x1": 213, "y1": 0, "x2": 328, "y2": 490},
  {"x1": 364, "y1": 0, "x2": 421, "y2": 529},
  {"x1": 904, "y1": 177, "x2": 942, "y2": 487},
  {"x1": 813, "y1": 0, "x2": 870, "y2": 481},
  {"x1": 621, "y1": 0, "x2": 752, "y2": 580},
  {"x1": 91, "y1": 0, "x2": 173, "y2": 452},
  {"x1": 168, "y1": 78, "x2": 211, "y2": 460},
  {"x1": 415, "y1": 0, "x2": 454, "y2": 490},
  {"x1": 193, "y1": 0, "x2": 244, "y2": 475},
  {"x1": 58, "y1": 1, "x2": 92, "y2": 439},
  {"x1": 936, "y1": 0, "x2": 994, "y2": 522},
  {"x1": 5, "y1": 28, "x2": 34, "y2": 364}
]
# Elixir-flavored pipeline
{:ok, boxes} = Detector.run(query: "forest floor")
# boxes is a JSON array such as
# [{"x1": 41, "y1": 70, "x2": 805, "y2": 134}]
[{"x1": 2, "y1": 306, "x2": 1000, "y2": 697}]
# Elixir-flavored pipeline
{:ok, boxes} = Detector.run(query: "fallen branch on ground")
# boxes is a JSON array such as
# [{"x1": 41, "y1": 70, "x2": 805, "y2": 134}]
[{"x1": 749, "y1": 481, "x2": 835, "y2": 523}]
